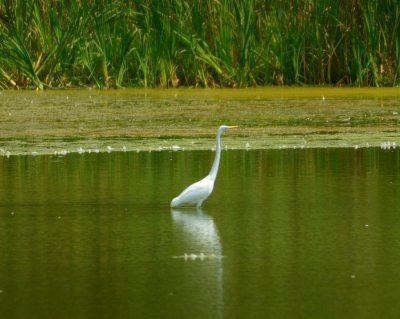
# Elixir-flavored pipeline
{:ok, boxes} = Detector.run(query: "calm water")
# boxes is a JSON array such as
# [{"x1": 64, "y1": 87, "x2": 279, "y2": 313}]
[{"x1": 1, "y1": 148, "x2": 400, "y2": 318}]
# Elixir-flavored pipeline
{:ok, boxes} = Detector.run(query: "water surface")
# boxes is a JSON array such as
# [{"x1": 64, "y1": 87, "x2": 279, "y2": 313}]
[{"x1": 1, "y1": 148, "x2": 400, "y2": 318}]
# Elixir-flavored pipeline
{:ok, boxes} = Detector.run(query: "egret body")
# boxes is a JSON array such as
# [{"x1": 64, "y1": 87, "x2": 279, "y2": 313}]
[{"x1": 170, "y1": 125, "x2": 237, "y2": 208}]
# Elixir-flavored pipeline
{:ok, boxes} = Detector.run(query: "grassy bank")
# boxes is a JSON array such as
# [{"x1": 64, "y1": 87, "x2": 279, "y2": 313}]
[{"x1": 0, "y1": 0, "x2": 399, "y2": 89}]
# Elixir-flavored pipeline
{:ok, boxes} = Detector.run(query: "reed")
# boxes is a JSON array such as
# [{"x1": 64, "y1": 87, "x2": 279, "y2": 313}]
[{"x1": 0, "y1": 0, "x2": 399, "y2": 89}]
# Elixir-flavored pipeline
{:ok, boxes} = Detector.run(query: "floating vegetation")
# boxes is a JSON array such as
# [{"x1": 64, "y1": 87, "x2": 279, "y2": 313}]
[
  {"x1": 54, "y1": 150, "x2": 68, "y2": 156},
  {"x1": 0, "y1": 88, "x2": 400, "y2": 155},
  {"x1": 1, "y1": 133, "x2": 400, "y2": 157},
  {"x1": 0, "y1": 148, "x2": 11, "y2": 158},
  {"x1": 172, "y1": 253, "x2": 225, "y2": 261},
  {"x1": 171, "y1": 145, "x2": 182, "y2": 151},
  {"x1": 380, "y1": 142, "x2": 397, "y2": 150}
]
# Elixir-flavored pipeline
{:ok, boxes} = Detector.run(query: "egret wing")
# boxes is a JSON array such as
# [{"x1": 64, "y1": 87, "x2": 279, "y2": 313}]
[{"x1": 172, "y1": 178, "x2": 214, "y2": 207}]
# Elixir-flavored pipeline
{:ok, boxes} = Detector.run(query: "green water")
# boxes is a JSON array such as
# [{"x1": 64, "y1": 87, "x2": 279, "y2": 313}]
[{"x1": 1, "y1": 148, "x2": 400, "y2": 318}]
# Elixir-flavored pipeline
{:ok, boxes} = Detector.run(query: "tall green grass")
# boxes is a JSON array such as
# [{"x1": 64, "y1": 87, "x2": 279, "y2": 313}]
[{"x1": 0, "y1": 0, "x2": 399, "y2": 89}]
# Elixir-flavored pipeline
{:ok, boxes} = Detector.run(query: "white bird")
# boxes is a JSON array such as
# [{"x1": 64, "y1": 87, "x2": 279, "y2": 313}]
[{"x1": 170, "y1": 125, "x2": 238, "y2": 208}]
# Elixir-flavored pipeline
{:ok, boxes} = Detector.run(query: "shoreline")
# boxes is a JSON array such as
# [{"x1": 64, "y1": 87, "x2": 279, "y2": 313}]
[{"x1": 1, "y1": 130, "x2": 399, "y2": 157}]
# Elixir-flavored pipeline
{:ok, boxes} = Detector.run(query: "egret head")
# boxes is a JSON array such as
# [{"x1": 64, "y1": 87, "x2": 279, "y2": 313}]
[{"x1": 218, "y1": 125, "x2": 238, "y2": 134}]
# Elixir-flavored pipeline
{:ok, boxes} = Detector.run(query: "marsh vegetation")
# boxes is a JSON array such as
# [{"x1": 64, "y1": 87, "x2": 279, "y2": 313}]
[{"x1": 0, "y1": 0, "x2": 399, "y2": 89}]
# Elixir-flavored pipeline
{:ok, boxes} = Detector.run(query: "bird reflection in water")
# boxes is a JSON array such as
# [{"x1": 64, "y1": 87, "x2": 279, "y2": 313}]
[
  {"x1": 171, "y1": 208, "x2": 225, "y2": 317},
  {"x1": 171, "y1": 208, "x2": 224, "y2": 260}
]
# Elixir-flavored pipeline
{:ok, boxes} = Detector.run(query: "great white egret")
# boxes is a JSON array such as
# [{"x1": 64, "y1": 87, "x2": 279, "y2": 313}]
[{"x1": 170, "y1": 125, "x2": 238, "y2": 208}]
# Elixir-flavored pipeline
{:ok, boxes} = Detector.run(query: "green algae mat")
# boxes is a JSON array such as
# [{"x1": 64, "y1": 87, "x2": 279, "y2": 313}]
[{"x1": 1, "y1": 88, "x2": 400, "y2": 156}]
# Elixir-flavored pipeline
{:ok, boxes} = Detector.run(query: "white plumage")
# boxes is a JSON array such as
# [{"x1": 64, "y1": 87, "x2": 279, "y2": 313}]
[
  {"x1": 170, "y1": 125, "x2": 237, "y2": 208},
  {"x1": 170, "y1": 176, "x2": 214, "y2": 208}
]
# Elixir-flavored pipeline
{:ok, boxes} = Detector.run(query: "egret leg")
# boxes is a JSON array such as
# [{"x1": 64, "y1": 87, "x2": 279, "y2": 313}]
[{"x1": 196, "y1": 201, "x2": 203, "y2": 208}]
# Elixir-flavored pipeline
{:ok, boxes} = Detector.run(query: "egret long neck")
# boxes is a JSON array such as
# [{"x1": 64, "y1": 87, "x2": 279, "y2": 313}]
[{"x1": 208, "y1": 131, "x2": 222, "y2": 181}]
